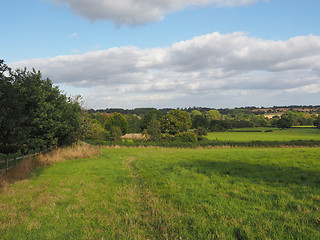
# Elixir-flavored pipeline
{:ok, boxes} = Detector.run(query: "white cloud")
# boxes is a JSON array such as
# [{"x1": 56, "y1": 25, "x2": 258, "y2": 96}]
[
  {"x1": 69, "y1": 32, "x2": 79, "y2": 39},
  {"x1": 11, "y1": 32, "x2": 320, "y2": 108},
  {"x1": 47, "y1": 0, "x2": 262, "y2": 25}
]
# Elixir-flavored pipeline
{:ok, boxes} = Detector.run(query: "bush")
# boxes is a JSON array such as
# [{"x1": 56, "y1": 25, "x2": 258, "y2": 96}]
[
  {"x1": 173, "y1": 132, "x2": 198, "y2": 143},
  {"x1": 161, "y1": 133, "x2": 174, "y2": 142}
]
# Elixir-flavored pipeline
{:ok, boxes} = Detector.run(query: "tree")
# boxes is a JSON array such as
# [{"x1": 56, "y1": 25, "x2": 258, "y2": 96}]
[
  {"x1": 205, "y1": 110, "x2": 221, "y2": 121},
  {"x1": 140, "y1": 109, "x2": 162, "y2": 130},
  {"x1": 209, "y1": 120, "x2": 232, "y2": 132},
  {"x1": 146, "y1": 114, "x2": 161, "y2": 141},
  {"x1": 0, "y1": 60, "x2": 82, "y2": 154},
  {"x1": 192, "y1": 115, "x2": 209, "y2": 129},
  {"x1": 314, "y1": 115, "x2": 320, "y2": 128},
  {"x1": 160, "y1": 109, "x2": 192, "y2": 135},
  {"x1": 277, "y1": 115, "x2": 292, "y2": 129},
  {"x1": 105, "y1": 112, "x2": 129, "y2": 135},
  {"x1": 81, "y1": 114, "x2": 110, "y2": 141},
  {"x1": 190, "y1": 110, "x2": 202, "y2": 119},
  {"x1": 125, "y1": 114, "x2": 142, "y2": 133},
  {"x1": 111, "y1": 126, "x2": 122, "y2": 143}
]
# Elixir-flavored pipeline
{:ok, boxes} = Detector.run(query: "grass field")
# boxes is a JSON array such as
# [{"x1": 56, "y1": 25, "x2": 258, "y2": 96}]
[
  {"x1": 1, "y1": 147, "x2": 320, "y2": 239},
  {"x1": 207, "y1": 127, "x2": 320, "y2": 142}
]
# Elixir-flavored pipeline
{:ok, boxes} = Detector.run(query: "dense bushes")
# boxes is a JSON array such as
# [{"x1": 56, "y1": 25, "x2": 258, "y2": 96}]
[
  {"x1": 0, "y1": 60, "x2": 82, "y2": 155},
  {"x1": 173, "y1": 132, "x2": 198, "y2": 143}
]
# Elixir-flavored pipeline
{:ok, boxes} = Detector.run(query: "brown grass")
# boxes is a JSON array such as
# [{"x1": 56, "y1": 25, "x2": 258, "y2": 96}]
[{"x1": 0, "y1": 142, "x2": 101, "y2": 192}]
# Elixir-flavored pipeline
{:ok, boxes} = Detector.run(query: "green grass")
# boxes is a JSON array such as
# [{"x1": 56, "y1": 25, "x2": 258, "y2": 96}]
[
  {"x1": 207, "y1": 127, "x2": 320, "y2": 142},
  {"x1": 1, "y1": 147, "x2": 320, "y2": 239}
]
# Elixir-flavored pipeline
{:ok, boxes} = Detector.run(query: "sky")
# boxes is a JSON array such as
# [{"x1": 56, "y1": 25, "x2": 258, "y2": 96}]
[{"x1": 1, "y1": 0, "x2": 320, "y2": 110}]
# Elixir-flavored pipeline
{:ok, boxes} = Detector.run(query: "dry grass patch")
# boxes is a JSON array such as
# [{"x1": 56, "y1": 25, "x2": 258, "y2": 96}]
[{"x1": 0, "y1": 142, "x2": 101, "y2": 191}]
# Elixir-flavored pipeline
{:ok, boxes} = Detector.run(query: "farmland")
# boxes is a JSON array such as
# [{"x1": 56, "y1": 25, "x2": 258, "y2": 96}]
[
  {"x1": 207, "y1": 127, "x2": 320, "y2": 142},
  {"x1": 1, "y1": 147, "x2": 320, "y2": 239}
]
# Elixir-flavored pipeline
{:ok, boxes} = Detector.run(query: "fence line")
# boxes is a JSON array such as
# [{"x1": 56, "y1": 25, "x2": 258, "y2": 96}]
[{"x1": 0, "y1": 147, "x2": 55, "y2": 173}]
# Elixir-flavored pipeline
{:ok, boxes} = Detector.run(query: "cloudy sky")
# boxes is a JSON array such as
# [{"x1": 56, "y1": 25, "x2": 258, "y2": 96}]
[{"x1": 1, "y1": 0, "x2": 320, "y2": 109}]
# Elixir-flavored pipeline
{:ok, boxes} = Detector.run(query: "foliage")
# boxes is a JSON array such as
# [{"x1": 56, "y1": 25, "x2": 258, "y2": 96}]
[
  {"x1": 140, "y1": 109, "x2": 162, "y2": 130},
  {"x1": 313, "y1": 115, "x2": 320, "y2": 128},
  {"x1": 205, "y1": 109, "x2": 222, "y2": 121},
  {"x1": 111, "y1": 126, "x2": 122, "y2": 143},
  {"x1": 105, "y1": 112, "x2": 129, "y2": 135},
  {"x1": 173, "y1": 132, "x2": 198, "y2": 143},
  {"x1": 209, "y1": 120, "x2": 232, "y2": 132},
  {"x1": 146, "y1": 115, "x2": 161, "y2": 141},
  {"x1": 160, "y1": 109, "x2": 192, "y2": 135},
  {"x1": 81, "y1": 114, "x2": 110, "y2": 141},
  {"x1": 0, "y1": 60, "x2": 82, "y2": 154},
  {"x1": 191, "y1": 115, "x2": 209, "y2": 129},
  {"x1": 125, "y1": 114, "x2": 142, "y2": 133},
  {"x1": 194, "y1": 127, "x2": 208, "y2": 140},
  {"x1": 277, "y1": 115, "x2": 293, "y2": 129},
  {"x1": 190, "y1": 110, "x2": 202, "y2": 119}
]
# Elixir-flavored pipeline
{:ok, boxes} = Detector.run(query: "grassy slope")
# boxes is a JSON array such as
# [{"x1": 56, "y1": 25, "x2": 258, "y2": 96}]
[
  {"x1": 206, "y1": 127, "x2": 320, "y2": 142},
  {"x1": 1, "y1": 148, "x2": 320, "y2": 239}
]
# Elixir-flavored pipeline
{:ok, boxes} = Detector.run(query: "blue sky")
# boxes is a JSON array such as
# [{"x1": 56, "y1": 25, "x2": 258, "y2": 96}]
[{"x1": 1, "y1": 0, "x2": 320, "y2": 109}]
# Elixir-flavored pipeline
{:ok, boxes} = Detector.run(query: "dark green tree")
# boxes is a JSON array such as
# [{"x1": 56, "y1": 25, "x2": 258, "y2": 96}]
[
  {"x1": 0, "y1": 60, "x2": 82, "y2": 154},
  {"x1": 192, "y1": 115, "x2": 209, "y2": 129},
  {"x1": 146, "y1": 114, "x2": 161, "y2": 141},
  {"x1": 125, "y1": 114, "x2": 142, "y2": 133},
  {"x1": 313, "y1": 115, "x2": 320, "y2": 128},
  {"x1": 140, "y1": 109, "x2": 162, "y2": 130}
]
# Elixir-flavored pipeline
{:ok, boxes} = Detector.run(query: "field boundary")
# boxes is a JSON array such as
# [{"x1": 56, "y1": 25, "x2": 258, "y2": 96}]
[{"x1": 0, "y1": 147, "x2": 54, "y2": 173}]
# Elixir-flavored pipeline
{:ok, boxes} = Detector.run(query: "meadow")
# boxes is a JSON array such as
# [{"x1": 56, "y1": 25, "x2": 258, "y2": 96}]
[
  {"x1": 1, "y1": 147, "x2": 320, "y2": 239},
  {"x1": 207, "y1": 127, "x2": 320, "y2": 142}
]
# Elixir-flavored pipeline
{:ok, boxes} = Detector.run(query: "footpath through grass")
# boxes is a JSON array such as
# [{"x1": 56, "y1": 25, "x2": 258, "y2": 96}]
[{"x1": 1, "y1": 147, "x2": 320, "y2": 239}]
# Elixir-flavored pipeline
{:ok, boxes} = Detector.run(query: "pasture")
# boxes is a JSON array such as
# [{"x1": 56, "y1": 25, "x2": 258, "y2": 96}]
[
  {"x1": 1, "y1": 147, "x2": 320, "y2": 239},
  {"x1": 207, "y1": 127, "x2": 320, "y2": 142}
]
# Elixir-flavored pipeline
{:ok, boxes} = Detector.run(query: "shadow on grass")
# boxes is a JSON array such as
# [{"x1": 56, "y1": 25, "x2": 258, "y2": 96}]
[{"x1": 177, "y1": 160, "x2": 320, "y2": 187}]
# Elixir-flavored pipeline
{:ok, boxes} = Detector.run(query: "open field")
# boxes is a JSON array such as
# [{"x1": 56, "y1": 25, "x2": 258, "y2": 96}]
[
  {"x1": 1, "y1": 147, "x2": 320, "y2": 239},
  {"x1": 207, "y1": 127, "x2": 320, "y2": 142}
]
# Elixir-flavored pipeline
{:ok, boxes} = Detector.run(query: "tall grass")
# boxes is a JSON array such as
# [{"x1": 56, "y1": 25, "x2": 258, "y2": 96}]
[{"x1": 0, "y1": 142, "x2": 101, "y2": 191}]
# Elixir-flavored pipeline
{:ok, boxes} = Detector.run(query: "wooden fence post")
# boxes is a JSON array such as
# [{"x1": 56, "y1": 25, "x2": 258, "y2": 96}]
[{"x1": 5, "y1": 158, "x2": 8, "y2": 172}]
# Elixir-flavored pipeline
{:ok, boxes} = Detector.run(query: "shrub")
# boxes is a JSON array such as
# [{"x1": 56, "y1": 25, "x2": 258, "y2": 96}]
[{"x1": 173, "y1": 132, "x2": 198, "y2": 143}]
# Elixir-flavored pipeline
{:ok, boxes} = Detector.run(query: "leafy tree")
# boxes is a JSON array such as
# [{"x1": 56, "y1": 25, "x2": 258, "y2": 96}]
[
  {"x1": 160, "y1": 109, "x2": 192, "y2": 135},
  {"x1": 190, "y1": 110, "x2": 202, "y2": 119},
  {"x1": 140, "y1": 109, "x2": 162, "y2": 130},
  {"x1": 105, "y1": 112, "x2": 129, "y2": 135},
  {"x1": 313, "y1": 115, "x2": 320, "y2": 128},
  {"x1": 125, "y1": 114, "x2": 142, "y2": 133},
  {"x1": 146, "y1": 114, "x2": 161, "y2": 141},
  {"x1": 111, "y1": 126, "x2": 122, "y2": 143},
  {"x1": 90, "y1": 112, "x2": 109, "y2": 127},
  {"x1": 81, "y1": 114, "x2": 110, "y2": 141},
  {"x1": 192, "y1": 115, "x2": 209, "y2": 129},
  {"x1": 195, "y1": 127, "x2": 208, "y2": 140},
  {"x1": 173, "y1": 132, "x2": 198, "y2": 143},
  {"x1": 250, "y1": 115, "x2": 269, "y2": 127},
  {"x1": 0, "y1": 60, "x2": 82, "y2": 154},
  {"x1": 277, "y1": 115, "x2": 292, "y2": 129},
  {"x1": 205, "y1": 110, "x2": 221, "y2": 121},
  {"x1": 209, "y1": 120, "x2": 232, "y2": 132}
]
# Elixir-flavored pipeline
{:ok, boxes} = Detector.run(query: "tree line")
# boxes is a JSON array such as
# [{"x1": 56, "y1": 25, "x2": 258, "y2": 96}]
[
  {"x1": 0, "y1": 60, "x2": 82, "y2": 155},
  {"x1": 83, "y1": 108, "x2": 320, "y2": 143},
  {"x1": 1, "y1": 59, "x2": 320, "y2": 154}
]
